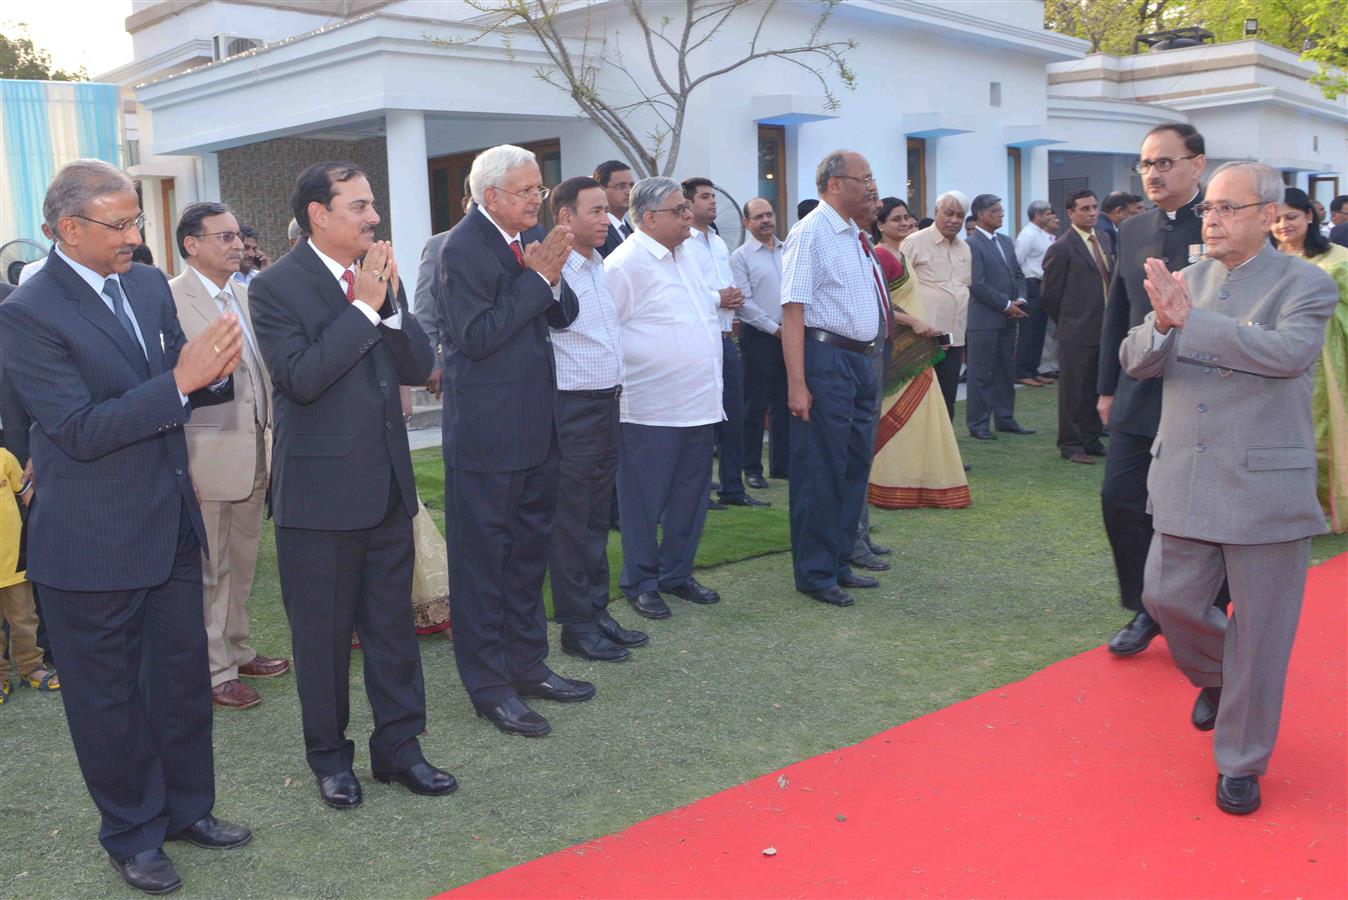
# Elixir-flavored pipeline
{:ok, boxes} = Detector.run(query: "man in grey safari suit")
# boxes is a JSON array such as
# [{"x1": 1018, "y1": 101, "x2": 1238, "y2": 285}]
[{"x1": 1120, "y1": 162, "x2": 1338, "y2": 816}]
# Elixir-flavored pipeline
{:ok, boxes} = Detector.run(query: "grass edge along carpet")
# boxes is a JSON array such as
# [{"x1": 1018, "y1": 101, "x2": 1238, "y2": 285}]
[{"x1": 443, "y1": 553, "x2": 1348, "y2": 899}]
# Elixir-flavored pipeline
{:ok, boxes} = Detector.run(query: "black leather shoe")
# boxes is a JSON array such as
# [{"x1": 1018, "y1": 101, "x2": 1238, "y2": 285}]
[
  {"x1": 846, "y1": 552, "x2": 890, "y2": 572},
  {"x1": 996, "y1": 422, "x2": 1036, "y2": 435},
  {"x1": 109, "y1": 849, "x2": 182, "y2": 895},
  {"x1": 1108, "y1": 611, "x2": 1161, "y2": 656},
  {"x1": 373, "y1": 762, "x2": 458, "y2": 796},
  {"x1": 722, "y1": 495, "x2": 771, "y2": 507},
  {"x1": 970, "y1": 429, "x2": 998, "y2": 440},
  {"x1": 666, "y1": 578, "x2": 719, "y2": 605},
  {"x1": 561, "y1": 629, "x2": 630, "y2": 662},
  {"x1": 866, "y1": 541, "x2": 892, "y2": 556},
  {"x1": 838, "y1": 571, "x2": 879, "y2": 589},
  {"x1": 597, "y1": 611, "x2": 649, "y2": 647},
  {"x1": 801, "y1": 586, "x2": 854, "y2": 607},
  {"x1": 1084, "y1": 443, "x2": 1108, "y2": 457},
  {"x1": 317, "y1": 770, "x2": 363, "y2": 809},
  {"x1": 707, "y1": 499, "x2": 727, "y2": 510},
  {"x1": 746, "y1": 474, "x2": 770, "y2": 489},
  {"x1": 1216, "y1": 774, "x2": 1260, "y2": 815},
  {"x1": 628, "y1": 591, "x2": 672, "y2": 620},
  {"x1": 170, "y1": 815, "x2": 251, "y2": 849},
  {"x1": 476, "y1": 696, "x2": 551, "y2": 737},
  {"x1": 518, "y1": 673, "x2": 597, "y2": 703},
  {"x1": 1192, "y1": 686, "x2": 1221, "y2": 731}
]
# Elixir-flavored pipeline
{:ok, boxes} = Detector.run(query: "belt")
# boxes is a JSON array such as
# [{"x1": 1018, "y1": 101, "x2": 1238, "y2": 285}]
[
  {"x1": 805, "y1": 327, "x2": 873, "y2": 354},
  {"x1": 560, "y1": 385, "x2": 622, "y2": 400}
]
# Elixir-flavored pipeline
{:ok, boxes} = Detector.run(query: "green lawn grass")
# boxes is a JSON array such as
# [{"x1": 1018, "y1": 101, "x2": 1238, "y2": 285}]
[{"x1": 2, "y1": 386, "x2": 1343, "y2": 898}]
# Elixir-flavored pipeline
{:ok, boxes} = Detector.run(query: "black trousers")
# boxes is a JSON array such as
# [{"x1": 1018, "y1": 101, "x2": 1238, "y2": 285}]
[
  {"x1": 740, "y1": 325, "x2": 789, "y2": 477},
  {"x1": 933, "y1": 345, "x2": 964, "y2": 421},
  {"x1": 446, "y1": 451, "x2": 556, "y2": 707},
  {"x1": 40, "y1": 501, "x2": 214, "y2": 859},
  {"x1": 965, "y1": 327, "x2": 1016, "y2": 433},
  {"x1": 1015, "y1": 278, "x2": 1048, "y2": 379},
  {"x1": 1056, "y1": 343, "x2": 1104, "y2": 455},
  {"x1": 549, "y1": 392, "x2": 619, "y2": 633},
  {"x1": 275, "y1": 482, "x2": 427, "y2": 777},
  {"x1": 716, "y1": 334, "x2": 746, "y2": 500},
  {"x1": 1101, "y1": 430, "x2": 1230, "y2": 613}
]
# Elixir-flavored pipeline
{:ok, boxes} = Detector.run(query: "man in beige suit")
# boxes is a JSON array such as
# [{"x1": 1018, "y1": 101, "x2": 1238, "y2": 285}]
[
  {"x1": 171, "y1": 202, "x2": 290, "y2": 709},
  {"x1": 1121, "y1": 162, "x2": 1338, "y2": 816}
]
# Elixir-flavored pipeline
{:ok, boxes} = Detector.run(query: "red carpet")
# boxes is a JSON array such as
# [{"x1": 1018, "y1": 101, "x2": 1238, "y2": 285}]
[{"x1": 447, "y1": 555, "x2": 1348, "y2": 899}]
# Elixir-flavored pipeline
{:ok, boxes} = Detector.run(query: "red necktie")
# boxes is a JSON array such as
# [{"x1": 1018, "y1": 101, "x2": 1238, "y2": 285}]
[
  {"x1": 858, "y1": 232, "x2": 892, "y2": 340},
  {"x1": 341, "y1": 269, "x2": 355, "y2": 303},
  {"x1": 509, "y1": 240, "x2": 524, "y2": 266}
]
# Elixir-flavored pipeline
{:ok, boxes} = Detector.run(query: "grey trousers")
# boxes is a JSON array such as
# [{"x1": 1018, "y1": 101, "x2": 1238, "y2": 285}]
[{"x1": 1142, "y1": 532, "x2": 1311, "y2": 777}]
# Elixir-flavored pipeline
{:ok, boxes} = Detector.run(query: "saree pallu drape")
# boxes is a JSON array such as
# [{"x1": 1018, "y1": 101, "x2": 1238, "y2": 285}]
[{"x1": 1309, "y1": 246, "x2": 1348, "y2": 533}]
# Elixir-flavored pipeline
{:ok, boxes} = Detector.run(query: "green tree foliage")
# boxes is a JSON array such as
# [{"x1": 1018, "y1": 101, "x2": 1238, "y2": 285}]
[
  {"x1": 1044, "y1": 0, "x2": 1346, "y2": 98},
  {"x1": 0, "y1": 22, "x2": 88, "y2": 81}
]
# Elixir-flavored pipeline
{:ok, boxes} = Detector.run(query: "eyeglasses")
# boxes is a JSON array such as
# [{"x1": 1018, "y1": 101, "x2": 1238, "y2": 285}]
[
  {"x1": 651, "y1": 203, "x2": 692, "y2": 216},
  {"x1": 492, "y1": 185, "x2": 550, "y2": 201},
  {"x1": 194, "y1": 230, "x2": 244, "y2": 244},
  {"x1": 72, "y1": 213, "x2": 147, "y2": 233},
  {"x1": 1133, "y1": 155, "x2": 1199, "y2": 174},
  {"x1": 834, "y1": 174, "x2": 877, "y2": 186},
  {"x1": 1194, "y1": 201, "x2": 1266, "y2": 220}
]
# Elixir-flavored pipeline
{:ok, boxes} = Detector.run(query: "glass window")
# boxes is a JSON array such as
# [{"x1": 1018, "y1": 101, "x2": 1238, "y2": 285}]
[
  {"x1": 758, "y1": 125, "x2": 787, "y2": 236},
  {"x1": 906, "y1": 138, "x2": 926, "y2": 219}
]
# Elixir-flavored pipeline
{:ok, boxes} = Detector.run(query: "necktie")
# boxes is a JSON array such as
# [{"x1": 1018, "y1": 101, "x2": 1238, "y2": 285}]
[
  {"x1": 509, "y1": 239, "x2": 525, "y2": 266},
  {"x1": 620, "y1": 221, "x2": 633, "y2": 238},
  {"x1": 990, "y1": 233, "x2": 1010, "y2": 269},
  {"x1": 857, "y1": 233, "x2": 892, "y2": 341},
  {"x1": 217, "y1": 290, "x2": 265, "y2": 425},
  {"x1": 1087, "y1": 234, "x2": 1111, "y2": 296},
  {"x1": 341, "y1": 269, "x2": 355, "y2": 302},
  {"x1": 102, "y1": 278, "x2": 145, "y2": 358}
]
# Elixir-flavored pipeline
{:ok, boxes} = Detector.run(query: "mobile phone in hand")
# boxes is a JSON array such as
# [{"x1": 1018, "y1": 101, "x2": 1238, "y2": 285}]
[{"x1": 936, "y1": 332, "x2": 953, "y2": 347}]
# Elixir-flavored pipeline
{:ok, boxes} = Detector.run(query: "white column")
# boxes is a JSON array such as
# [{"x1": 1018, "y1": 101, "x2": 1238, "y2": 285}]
[
  {"x1": 199, "y1": 152, "x2": 221, "y2": 201},
  {"x1": 384, "y1": 109, "x2": 432, "y2": 303}
]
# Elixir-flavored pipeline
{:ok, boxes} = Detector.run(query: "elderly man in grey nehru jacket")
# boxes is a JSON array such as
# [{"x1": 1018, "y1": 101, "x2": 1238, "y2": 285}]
[{"x1": 1121, "y1": 161, "x2": 1338, "y2": 816}]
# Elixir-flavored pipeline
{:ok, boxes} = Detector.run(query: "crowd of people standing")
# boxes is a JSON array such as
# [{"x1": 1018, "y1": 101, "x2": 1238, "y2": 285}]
[{"x1": 0, "y1": 119, "x2": 1346, "y2": 894}]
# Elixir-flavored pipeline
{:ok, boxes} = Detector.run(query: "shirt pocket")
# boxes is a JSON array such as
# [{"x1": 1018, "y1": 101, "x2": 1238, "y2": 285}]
[{"x1": 1244, "y1": 446, "x2": 1314, "y2": 471}]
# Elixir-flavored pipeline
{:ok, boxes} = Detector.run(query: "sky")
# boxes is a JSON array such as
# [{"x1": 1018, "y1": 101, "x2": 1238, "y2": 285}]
[{"x1": 5, "y1": 1, "x2": 135, "y2": 79}]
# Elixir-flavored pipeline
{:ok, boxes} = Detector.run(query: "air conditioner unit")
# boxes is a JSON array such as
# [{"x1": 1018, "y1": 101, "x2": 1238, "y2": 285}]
[{"x1": 212, "y1": 34, "x2": 263, "y2": 60}]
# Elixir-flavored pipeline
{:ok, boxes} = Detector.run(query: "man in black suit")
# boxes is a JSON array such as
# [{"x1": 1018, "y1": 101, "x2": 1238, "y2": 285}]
[
  {"x1": 1097, "y1": 123, "x2": 1228, "y2": 658},
  {"x1": 1329, "y1": 195, "x2": 1348, "y2": 248},
  {"x1": 965, "y1": 193, "x2": 1033, "y2": 440},
  {"x1": 1098, "y1": 191, "x2": 1143, "y2": 257},
  {"x1": 436, "y1": 144, "x2": 589, "y2": 738},
  {"x1": 594, "y1": 160, "x2": 635, "y2": 258},
  {"x1": 0, "y1": 159, "x2": 248, "y2": 894},
  {"x1": 250, "y1": 162, "x2": 454, "y2": 810},
  {"x1": 1041, "y1": 189, "x2": 1111, "y2": 465}
]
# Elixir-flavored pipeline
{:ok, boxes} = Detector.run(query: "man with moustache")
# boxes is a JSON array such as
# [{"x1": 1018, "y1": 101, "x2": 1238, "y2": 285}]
[
  {"x1": 606, "y1": 177, "x2": 725, "y2": 621},
  {"x1": 545, "y1": 176, "x2": 649, "y2": 662},
  {"x1": 1041, "y1": 189, "x2": 1110, "y2": 465},
  {"x1": 1098, "y1": 123, "x2": 1229, "y2": 660},
  {"x1": 1122, "y1": 161, "x2": 1337, "y2": 814},
  {"x1": 0, "y1": 159, "x2": 246, "y2": 894},
  {"x1": 595, "y1": 160, "x2": 636, "y2": 257},
  {"x1": 965, "y1": 194, "x2": 1032, "y2": 440},
  {"x1": 901, "y1": 191, "x2": 972, "y2": 419},
  {"x1": 435, "y1": 145, "x2": 589, "y2": 738},
  {"x1": 731, "y1": 197, "x2": 789, "y2": 487},
  {"x1": 781, "y1": 150, "x2": 890, "y2": 608},
  {"x1": 250, "y1": 162, "x2": 453, "y2": 809},
  {"x1": 170, "y1": 202, "x2": 290, "y2": 710}
]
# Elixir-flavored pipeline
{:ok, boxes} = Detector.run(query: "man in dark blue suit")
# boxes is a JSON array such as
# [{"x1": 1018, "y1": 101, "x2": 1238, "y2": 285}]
[
  {"x1": 435, "y1": 144, "x2": 589, "y2": 738},
  {"x1": 250, "y1": 162, "x2": 454, "y2": 810},
  {"x1": 965, "y1": 193, "x2": 1034, "y2": 439},
  {"x1": 0, "y1": 159, "x2": 249, "y2": 894}
]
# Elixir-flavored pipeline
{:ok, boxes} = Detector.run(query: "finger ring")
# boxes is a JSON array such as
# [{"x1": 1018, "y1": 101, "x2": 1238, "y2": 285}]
[{"x1": 377, "y1": 274, "x2": 386, "y2": 282}]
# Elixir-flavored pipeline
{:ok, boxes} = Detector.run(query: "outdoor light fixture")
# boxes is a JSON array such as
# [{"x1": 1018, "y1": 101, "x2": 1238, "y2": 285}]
[{"x1": 1244, "y1": 18, "x2": 1258, "y2": 36}]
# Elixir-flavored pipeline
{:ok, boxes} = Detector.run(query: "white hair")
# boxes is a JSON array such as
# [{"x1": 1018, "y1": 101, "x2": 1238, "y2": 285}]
[
  {"x1": 1209, "y1": 161, "x2": 1282, "y2": 205},
  {"x1": 934, "y1": 190, "x2": 969, "y2": 215},
  {"x1": 287, "y1": 217, "x2": 302, "y2": 241},
  {"x1": 629, "y1": 176, "x2": 683, "y2": 230},
  {"x1": 469, "y1": 144, "x2": 537, "y2": 205}
]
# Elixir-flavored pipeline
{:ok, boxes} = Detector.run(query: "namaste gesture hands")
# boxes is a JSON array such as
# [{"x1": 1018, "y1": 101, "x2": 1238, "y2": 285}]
[{"x1": 1142, "y1": 257, "x2": 1192, "y2": 334}]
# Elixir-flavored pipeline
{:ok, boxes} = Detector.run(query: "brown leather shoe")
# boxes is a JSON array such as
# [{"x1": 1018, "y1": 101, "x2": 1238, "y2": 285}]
[
  {"x1": 239, "y1": 654, "x2": 291, "y2": 678},
  {"x1": 212, "y1": 679, "x2": 262, "y2": 709},
  {"x1": 1063, "y1": 452, "x2": 1095, "y2": 465},
  {"x1": 1016, "y1": 377, "x2": 1044, "y2": 387}
]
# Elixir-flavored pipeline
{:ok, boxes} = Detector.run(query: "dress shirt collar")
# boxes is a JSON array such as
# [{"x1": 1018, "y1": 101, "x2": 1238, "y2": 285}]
[
  {"x1": 1023, "y1": 221, "x2": 1044, "y2": 238},
  {"x1": 633, "y1": 227, "x2": 677, "y2": 261},
  {"x1": 564, "y1": 247, "x2": 603, "y2": 276},
  {"x1": 54, "y1": 244, "x2": 121, "y2": 296},
  {"x1": 975, "y1": 226, "x2": 1000, "y2": 242},
  {"x1": 924, "y1": 224, "x2": 959, "y2": 248},
  {"x1": 745, "y1": 234, "x2": 783, "y2": 252},
  {"x1": 191, "y1": 264, "x2": 233, "y2": 298},
  {"x1": 308, "y1": 239, "x2": 356, "y2": 283},
  {"x1": 481, "y1": 208, "x2": 521, "y2": 245},
  {"x1": 608, "y1": 212, "x2": 632, "y2": 233},
  {"x1": 1164, "y1": 189, "x2": 1201, "y2": 222},
  {"x1": 1072, "y1": 224, "x2": 1097, "y2": 244},
  {"x1": 817, "y1": 200, "x2": 858, "y2": 237}
]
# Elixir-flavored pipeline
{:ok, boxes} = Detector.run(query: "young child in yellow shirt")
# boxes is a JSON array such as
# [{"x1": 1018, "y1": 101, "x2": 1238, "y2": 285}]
[{"x1": 0, "y1": 447, "x2": 59, "y2": 704}]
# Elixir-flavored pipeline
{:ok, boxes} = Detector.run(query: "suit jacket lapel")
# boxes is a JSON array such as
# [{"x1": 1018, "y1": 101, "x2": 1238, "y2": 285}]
[
  {"x1": 1067, "y1": 229, "x2": 1098, "y2": 275},
  {"x1": 470, "y1": 207, "x2": 526, "y2": 275},
  {"x1": 48, "y1": 254, "x2": 151, "y2": 377},
  {"x1": 293, "y1": 240, "x2": 354, "y2": 313},
  {"x1": 123, "y1": 272, "x2": 164, "y2": 374}
]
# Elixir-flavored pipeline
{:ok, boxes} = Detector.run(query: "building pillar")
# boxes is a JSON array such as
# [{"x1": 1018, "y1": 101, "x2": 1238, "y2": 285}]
[
  {"x1": 384, "y1": 109, "x2": 432, "y2": 304},
  {"x1": 199, "y1": 152, "x2": 221, "y2": 202}
]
